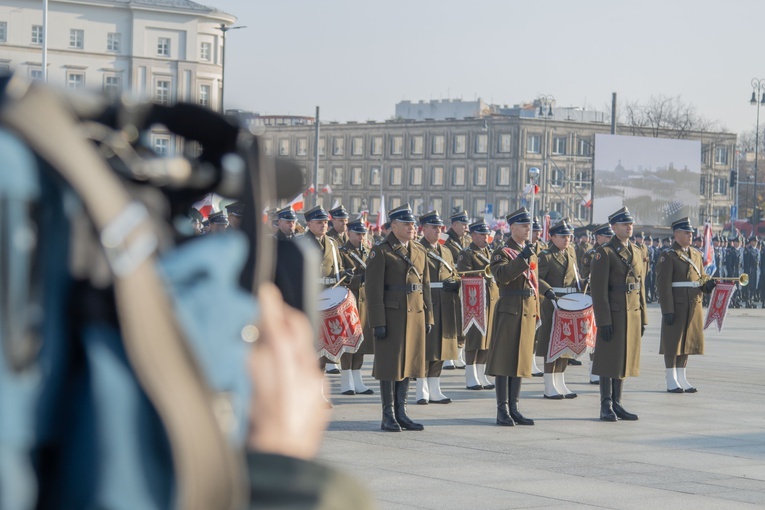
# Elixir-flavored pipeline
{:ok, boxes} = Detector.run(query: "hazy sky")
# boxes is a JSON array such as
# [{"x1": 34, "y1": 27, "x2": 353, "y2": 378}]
[{"x1": 209, "y1": 0, "x2": 762, "y2": 136}]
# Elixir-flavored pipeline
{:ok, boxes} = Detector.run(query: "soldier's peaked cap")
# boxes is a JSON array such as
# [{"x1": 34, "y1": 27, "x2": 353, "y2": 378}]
[
  {"x1": 347, "y1": 218, "x2": 368, "y2": 233},
  {"x1": 593, "y1": 223, "x2": 615, "y2": 237},
  {"x1": 276, "y1": 205, "x2": 298, "y2": 221},
  {"x1": 304, "y1": 205, "x2": 329, "y2": 222},
  {"x1": 671, "y1": 217, "x2": 694, "y2": 232},
  {"x1": 208, "y1": 210, "x2": 228, "y2": 224},
  {"x1": 506, "y1": 207, "x2": 531, "y2": 225},
  {"x1": 450, "y1": 210, "x2": 469, "y2": 224},
  {"x1": 419, "y1": 210, "x2": 444, "y2": 226},
  {"x1": 469, "y1": 220, "x2": 492, "y2": 234},
  {"x1": 532, "y1": 217, "x2": 543, "y2": 231},
  {"x1": 389, "y1": 203, "x2": 416, "y2": 223},
  {"x1": 608, "y1": 206, "x2": 634, "y2": 224},
  {"x1": 549, "y1": 218, "x2": 574, "y2": 236},
  {"x1": 329, "y1": 205, "x2": 349, "y2": 219}
]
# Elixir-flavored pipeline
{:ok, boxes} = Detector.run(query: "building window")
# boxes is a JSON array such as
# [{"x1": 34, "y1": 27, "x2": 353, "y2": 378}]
[
  {"x1": 200, "y1": 42, "x2": 212, "y2": 61},
  {"x1": 715, "y1": 147, "x2": 729, "y2": 165},
  {"x1": 475, "y1": 134, "x2": 487, "y2": 154},
  {"x1": 199, "y1": 84, "x2": 210, "y2": 107},
  {"x1": 69, "y1": 29, "x2": 84, "y2": 49},
  {"x1": 498, "y1": 133, "x2": 512, "y2": 153},
  {"x1": 474, "y1": 198, "x2": 486, "y2": 217},
  {"x1": 550, "y1": 201, "x2": 564, "y2": 216},
  {"x1": 107, "y1": 32, "x2": 121, "y2": 52},
  {"x1": 32, "y1": 25, "x2": 43, "y2": 45},
  {"x1": 578, "y1": 138, "x2": 592, "y2": 156},
  {"x1": 411, "y1": 135, "x2": 423, "y2": 155},
  {"x1": 278, "y1": 138, "x2": 289, "y2": 156},
  {"x1": 431, "y1": 197, "x2": 443, "y2": 214},
  {"x1": 413, "y1": 198, "x2": 424, "y2": 215},
  {"x1": 29, "y1": 68, "x2": 43, "y2": 81},
  {"x1": 67, "y1": 72, "x2": 85, "y2": 90},
  {"x1": 0, "y1": 22, "x2": 8, "y2": 43},
  {"x1": 351, "y1": 167, "x2": 362, "y2": 186},
  {"x1": 527, "y1": 134, "x2": 541, "y2": 154},
  {"x1": 431, "y1": 166, "x2": 444, "y2": 186},
  {"x1": 371, "y1": 136, "x2": 383, "y2": 156},
  {"x1": 104, "y1": 76, "x2": 121, "y2": 95},
  {"x1": 574, "y1": 170, "x2": 590, "y2": 189},
  {"x1": 432, "y1": 135, "x2": 445, "y2": 155},
  {"x1": 390, "y1": 167, "x2": 402, "y2": 186},
  {"x1": 452, "y1": 198, "x2": 464, "y2": 215},
  {"x1": 453, "y1": 134, "x2": 466, "y2": 154},
  {"x1": 475, "y1": 166, "x2": 487, "y2": 186},
  {"x1": 331, "y1": 167, "x2": 343, "y2": 186},
  {"x1": 551, "y1": 168, "x2": 564, "y2": 187},
  {"x1": 157, "y1": 37, "x2": 170, "y2": 56},
  {"x1": 552, "y1": 136, "x2": 567, "y2": 155},
  {"x1": 332, "y1": 137, "x2": 344, "y2": 156},
  {"x1": 370, "y1": 168, "x2": 381, "y2": 186},
  {"x1": 410, "y1": 166, "x2": 423, "y2": 186},
  {"x1": 351, "y1": 137, "x2": 363, "y2": 155},
  {"x1": 497, "y1": 199, "x2": 510, "y2": 216},
  {"x1": 263, "y1": 139, "x2": 273, "y2": 156},
  {"x1": 713, "y1": 177, "x2": 728, "y2": 195},
  {"x1": 498, "y1": 166, "x2": 511, "y2": 186},
  {"x1": 391, "y1": 136, "x2": 403, "y2": 155},
  {"x1": 350, "y1": 197, "x2": 361, "y2": 213},
  {"x1": 577, "y1": 203, "x2": 589, "y2": 221},
  {"x1": 390, "y1": 197, "x2": 402, "y2": 210},
  {"x1": 370, "y1": 197, "x2": 380, "y2": 214},
  {"x1": 318, "y1": 138, "x2": 325, "y2": 156},
  {"x1": 153, "y1": 137, "x2": 169, "y2": 155},
  {"x1": 155, "y1": 79, "x2": 171, "y2": 104},
  {"x1": 453, "y1": 166, "x2": 465, "y2": 186},
  {"x1": 296, "y1": 138, "x2": 308, "y2": 156}
]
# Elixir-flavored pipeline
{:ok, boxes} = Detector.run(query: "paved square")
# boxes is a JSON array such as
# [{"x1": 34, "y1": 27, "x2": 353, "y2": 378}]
[{"x1": 321, "y1": 304, "x2": 765, "y2": 509}]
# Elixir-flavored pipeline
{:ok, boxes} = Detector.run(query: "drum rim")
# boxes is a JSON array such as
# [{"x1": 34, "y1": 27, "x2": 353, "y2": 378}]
[
  {"x1": 556, "y1": 292, "x2": 593, "y2": 311},
  {"x1": 318, "y1": 287, "x2": 350, "y2": 310}
]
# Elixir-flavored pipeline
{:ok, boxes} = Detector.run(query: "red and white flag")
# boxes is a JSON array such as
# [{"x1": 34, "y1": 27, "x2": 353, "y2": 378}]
[
  {"x1": 287, "y1": 193, "x2": 305, "y2": 212},
  {"x1": 580, "y1": 190, "x2": 592, "y2": 208},
  {"x1": 523, "y1": 183, "x2": 540, "y2": 195},
  {"x1": 306, "y1": 183, "x2": 316, "y2": 194},
  {"x1": 461, "y1": 276, "x2": 487, "y2": 336},
  {"x1": 702, "y1": 222, "x2": 716, "y2": 275},
  {"x1": 541, "y1": 214, "x2": 551, "y2": 242},
  {"x1": 375, "y1": 194, "x2": 387, "y2": 230},
  {"x1": 192, "y1": 193, "x2": 213, "y2": 218},
  {"x1": 321, "y1": 184, "x2": 333, "y2": 194}
]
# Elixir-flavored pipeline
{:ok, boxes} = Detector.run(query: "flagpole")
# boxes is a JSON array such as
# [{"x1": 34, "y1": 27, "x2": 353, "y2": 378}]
[
  {"x1": 313, "y1": 106, "x2": 320, "y2": 207},
  {"x1": 528, "y1": 167, "x2": 540, "y2": 226}
]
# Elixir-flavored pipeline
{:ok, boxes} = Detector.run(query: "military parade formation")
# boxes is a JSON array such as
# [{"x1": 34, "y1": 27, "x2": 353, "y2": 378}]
[{"x1": 196, "y1": 201, "x2": 762, "y2": 431}]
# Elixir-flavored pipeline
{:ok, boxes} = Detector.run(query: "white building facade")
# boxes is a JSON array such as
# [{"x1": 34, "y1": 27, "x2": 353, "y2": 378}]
[{"x1": 0, "y1": 0, "x2": 235, "y2": 154}]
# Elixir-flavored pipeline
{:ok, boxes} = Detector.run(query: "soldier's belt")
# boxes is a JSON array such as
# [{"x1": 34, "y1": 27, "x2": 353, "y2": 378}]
[
  {"x1": 318, "y1": 277, "x2": 338, "y2": 285},
  {"x1": 671, "y1": 282, "x2": 701, "y2": 288},
  {"x1": 608, "y1": 283, "x2": 640, "y2": 292},
  {"x1": 500, "y1": 288, "x2": 534, "y2": 298},
  {"x1": 430, "y1": 282, "x2": 444, "y2": 289},
  {"x1": 384, "y1": 284, "x2": 423, "y2": 293},
  {"x1": 551, "y1": 287, "x2": 578, "y2": 295}
]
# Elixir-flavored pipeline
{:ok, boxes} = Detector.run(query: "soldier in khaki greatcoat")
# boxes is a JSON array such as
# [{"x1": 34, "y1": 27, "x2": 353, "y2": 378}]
[
  {"x1": 337, "y1": 219, "x2": 375, "y2": 396},
  {"x1": 656, "y1": 217, "x2": 716, "y2": 393},
  {"x1": 415, "y1": 210, "x2": 461, "y2": 405},
  {"x1": 536, "y1": 219, "x2": 582, "y2": 399},
  {"x1": 442, "y1": 211, "x2": 470, "y2": 369},
  {"x1": 590, "y1": 207, "x2": 646, "y2": 422},
  {"x1": 456, "y1": 220, "x2": 499, "y2": 391},
  {"x1": 273, "y1": 206, "x2": 298, "y2": 241},
  {"x1": 327, "y1": 205, "x2": 350, "y2": 246},
  {"x1": 366, "y1": 204, "x2": 434, "y2": 432},
  {"x1": 486, "y1": 207, "x2": 538, "y2": 427}
]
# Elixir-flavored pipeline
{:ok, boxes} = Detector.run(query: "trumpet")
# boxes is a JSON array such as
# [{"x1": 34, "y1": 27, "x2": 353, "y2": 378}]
[
  {"x1": 699, "y1": 273, "x2": 749, "y2": 287},
  {"x1": 455, "y1": 266, "x2": 493, "y2": 278}
]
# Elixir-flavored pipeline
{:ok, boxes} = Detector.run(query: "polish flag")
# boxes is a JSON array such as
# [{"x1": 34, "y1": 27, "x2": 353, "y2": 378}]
[
  {"x1": 306, "y1": 183, "x2": 316, "y2": 194},
  {"x1": 523, "y1": 183, "x2": 540, "y2": 195},
  {"x1": 541, "y1": 214, "x2": 551, "y2": 242},
  {"x1": 703, "y1": 222, "x2": 716, "y2": 276},
  {"x1": 580, "y1": 190, "x2": 592, "y2": 208},
  {"x1": 192, "y1": 193, "x2": 213, "y2": 218},
  {"x1": 321, "y1": 184, "x2": 333, "y2": 194},
  {"x1": 375, "y1": 194, "x2": 387, "y2": 230},
  {"x1": 262, "y1": 207, "x2": 269, "y2": 224},
  {"x1": 287, "y1": 193, "x2": 305, "y2": 212},
  {"x1": 438, "y1": 232, "x2": 449, "y2": 245}
]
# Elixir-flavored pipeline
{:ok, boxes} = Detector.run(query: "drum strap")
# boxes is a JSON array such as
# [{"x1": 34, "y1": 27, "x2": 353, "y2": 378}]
[
  {"x1": 570, "y1": 252, "x2": 582, "y2": 291},
  {"x1": 350, "y1": 250, "x2": 367, "y2": 270},
  {"x1": 393, "y1": 244, "x2": 421, "y2": 281},
  {"x1": 676, "y1": 250, "x2": 702, "y2": 279},
  {"x1": 329, "y1": 237, "x2": 340, "y2": 280},
  {"x1": 427, "y1": 249, "x2": 454, "y2": 274}
]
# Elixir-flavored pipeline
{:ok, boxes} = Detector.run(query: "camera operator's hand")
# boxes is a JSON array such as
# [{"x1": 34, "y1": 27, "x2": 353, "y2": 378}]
[
  {"x1": 599, "y1": 325, "x2": 613, "y2": 343},
  {"x1": 426, "y1": 324, "x2": 433, "y2": 335},
  {"x1": 641, "y1": 324, "x2": 646, "y2": 337},
  {"x1": 702, "y1": 280, "x2": 716, "y2": 293},
  {"x1": 248, "y1": 284, "x2": 327, "y2": 460},
  {"x1": 520, "y1": 243, "x2": 534, "y2": 260},
  {"x1": 663, "y1": 313, "x2": 674, "y2": 326},
  {"x1": 544, "y1": 289, "x2": 558, "y2": 302},
  {"x1": 443, "y1": 279, "x2": 461, "y2": 292},
  {"x1": 373, "y1": 326, "x2": 387, "y2": 340}
]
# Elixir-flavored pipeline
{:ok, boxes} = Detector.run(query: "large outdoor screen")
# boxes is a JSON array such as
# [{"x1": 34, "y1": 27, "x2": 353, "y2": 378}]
[{"x1": 592, "y1": 134, "x2": 701, "y2": 226}]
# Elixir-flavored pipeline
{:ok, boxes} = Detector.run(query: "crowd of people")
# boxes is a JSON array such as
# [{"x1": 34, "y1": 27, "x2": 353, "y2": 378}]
[{"x1": 192, "y1": 199, "x2": 751, "y2": 430}]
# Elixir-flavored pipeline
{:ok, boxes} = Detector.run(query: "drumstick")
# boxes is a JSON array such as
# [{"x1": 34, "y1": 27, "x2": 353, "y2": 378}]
[{"x1": 331, "y1": 274, "x2": 349, "y2": 289}]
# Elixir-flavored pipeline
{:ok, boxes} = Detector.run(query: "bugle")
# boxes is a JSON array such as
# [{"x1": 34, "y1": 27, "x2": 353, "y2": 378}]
[
  {"x1": 700, "y1": 273, "x2": 749, "y2": 287},
  {"x1": 455, "y1": 266, "x2": 493, "y2": 278}
]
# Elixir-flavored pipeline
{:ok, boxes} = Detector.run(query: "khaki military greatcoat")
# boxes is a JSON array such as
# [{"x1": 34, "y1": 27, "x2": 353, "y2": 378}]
[
  {"x1": 419, "y1": 238, "x2": 459, "y2": 361},
  {"x1": 338, "y1": 240, "x2": 374, "y2": 356},
  {"x1": 536, "y1": 244, "x2": 581, "y2": 359}
]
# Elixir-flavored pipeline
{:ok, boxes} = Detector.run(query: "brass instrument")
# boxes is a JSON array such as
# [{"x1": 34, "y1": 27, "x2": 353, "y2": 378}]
[
  {"x1": 699, "y1": 273, "x2": 749, "y2": 287},
  {"x1": 455, "y1": 266, "x2": 493, "y2": 278}
]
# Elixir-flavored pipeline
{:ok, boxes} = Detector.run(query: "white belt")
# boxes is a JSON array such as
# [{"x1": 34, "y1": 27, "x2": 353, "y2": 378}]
[
  {"x1": 319, "y1": 277, "x2": 337, "y2": 285},
  {"x1": 551, "y1": 287, "x2": 578, "y2": 294},
  {"x1": 430, "y1": 282, "x2": 444, "y2": 289},
  {"x1": 671, "y1": 281, "x2": 700, "y2": 288}
]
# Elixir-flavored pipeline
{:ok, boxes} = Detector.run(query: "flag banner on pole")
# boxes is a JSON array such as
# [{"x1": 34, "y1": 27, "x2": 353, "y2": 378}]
[
  {"x1": 704, "y1": 281, "x2": 736, "y2": 332},
  {"x1": 523, "y1": 183, "x2": 540, "y2": 195},
  {"x1": 192, "y1": 193, "x2": 213, "y2": 218},
  {"x1": 542, "y1": 214, "x2": 551, "y2": 242},
  {"x1": 287, "y1": 192, "x2": 305, "y2": 211},
  {"x1": 461, "y1": 276, "x2": 487, "y2": 336},
  {"x1": 547, "y1": 307, "x2": 597, "y2": 362},
  {"x1": 321, "y1": 184, "x2": 333, "y2": 194},
  {"x1": 375, "y1": 194, "x2": 386, "y2": 230},
  {"x1": 702, "y1": 222, "x2": 716, "y2": 275}
]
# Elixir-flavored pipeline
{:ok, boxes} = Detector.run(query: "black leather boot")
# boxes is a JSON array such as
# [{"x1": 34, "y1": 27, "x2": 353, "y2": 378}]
[
  {"x1": 599, "y1": 377, "x2": 617, "y2": 422},
  {"x1": 380, "y1": 381, "x2": 402, "y2": 432},
  {"x1": 508, "y1": 377, "x2": 534, "y2": 425},
  {"x1": 394, "y1": 379, "x2": 424, "y2": 431},
  {"x1": 612, "y1": 378, "x2": 638, "y2": 421},
  {"x1": 494, "y1": 376, "x2": 514, "y2": 426}
]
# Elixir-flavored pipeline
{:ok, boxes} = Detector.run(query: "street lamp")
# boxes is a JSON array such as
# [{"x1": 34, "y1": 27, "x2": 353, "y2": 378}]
[
  {"x1": 483, "y1": 119, "x2": 490, "y2": 217},
  {"x1": 217, "y1": 23, "x2": 246, "y2": 114},
  {"x1": 537, "y1": 94, "x2": 555, "y2": 214},
  {"x1": 749, "y1": 78, "x2": 765, "y2": 225}
]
